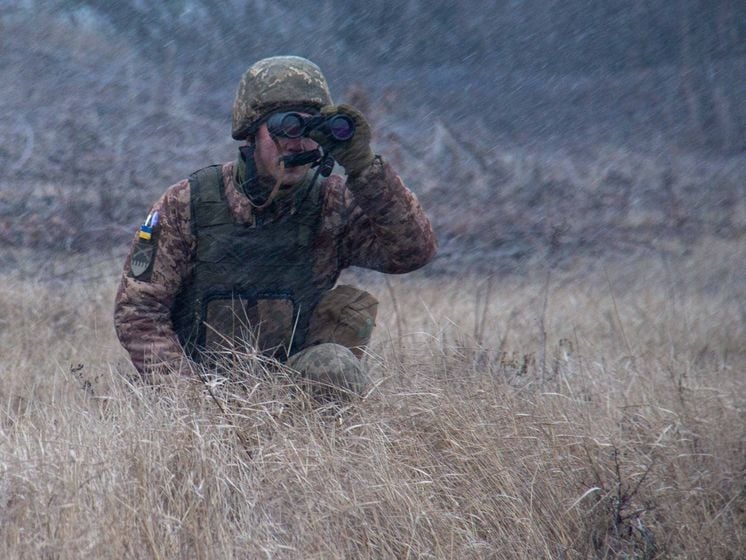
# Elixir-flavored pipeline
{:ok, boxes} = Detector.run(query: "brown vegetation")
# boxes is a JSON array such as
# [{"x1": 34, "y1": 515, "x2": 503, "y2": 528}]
[
  {"x1": 1, "y1": 240, "x2": 743, "y2": 558},
  {"x1": 2, "y1": 10, "x2": 745, "y2": 261},
  {"x1": 1, "y1": 6, "x2": 744, "y2": 557}
]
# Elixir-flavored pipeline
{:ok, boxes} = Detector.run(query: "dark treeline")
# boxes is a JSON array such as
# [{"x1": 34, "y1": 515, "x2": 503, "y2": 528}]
[
  {"x1": 5, "y1": 0, "x2": 741, "y2": 153},
  {"x1": 1, "y1": 1, "x2": 744, "y2": 258},
  {"x1": 22, "y1": 0, "x2": 746, "y2": 74}
]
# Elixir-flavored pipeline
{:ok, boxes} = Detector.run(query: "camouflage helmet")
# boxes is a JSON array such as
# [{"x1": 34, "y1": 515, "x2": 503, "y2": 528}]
[
  {"x1": 231, "y1": 56, "x2": 333, "y2": 140},
  {"x1": 286, "y1": 343, "x2": 369, "y2": 397}
]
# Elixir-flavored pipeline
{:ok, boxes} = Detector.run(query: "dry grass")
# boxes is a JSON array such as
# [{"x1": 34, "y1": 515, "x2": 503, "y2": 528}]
[{"x1": 0, "y1": 239, "x2": 744, "y2": 559}]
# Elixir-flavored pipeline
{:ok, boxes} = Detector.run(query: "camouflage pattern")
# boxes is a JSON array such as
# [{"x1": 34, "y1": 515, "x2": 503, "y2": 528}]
[
  {"x1": 232, "y1": 56, "x2": 333, "y2": 140},
  {"x1": 306, "y1": 285, "x2": 378, "y2": 358},
  {"x1": 114, "y1": 155, "x2": 437, "y2": 377},
  {"x1": 286, "y1": 343, "x2": 369, "y2": 397}
]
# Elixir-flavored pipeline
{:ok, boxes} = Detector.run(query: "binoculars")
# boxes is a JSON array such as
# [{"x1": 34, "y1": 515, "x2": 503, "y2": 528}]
[{"x1": 266, "y1": 111, "x2": 355, "y2": 142}]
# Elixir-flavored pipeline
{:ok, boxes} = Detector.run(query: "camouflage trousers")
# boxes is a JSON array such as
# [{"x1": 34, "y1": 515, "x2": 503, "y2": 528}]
[
  {"x1": 290, "y1": 285, "x2": 378, "y2": 397},
  {"x1": 304, "y1": 284, "x2": 378, "y2": 358},
  {"x1": 200, "y1": 284, "x2": 377, "y2": 396}
]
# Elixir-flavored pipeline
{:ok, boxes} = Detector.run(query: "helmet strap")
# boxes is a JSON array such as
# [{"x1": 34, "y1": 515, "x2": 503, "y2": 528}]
[
  {"x1": 237, "y1": 144, "x2": 258, "y2": 195},
  {"x1": 237, "y1": 141, "x2": 331, "y2": 212},
  {"x1": 237, "y1": 143, "x2": 285, "y2": 211}
]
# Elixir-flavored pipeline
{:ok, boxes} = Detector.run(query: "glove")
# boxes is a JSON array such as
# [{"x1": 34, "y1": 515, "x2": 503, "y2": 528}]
[{"x1": 309, "y1": 104, "x2": 374, "y2": 177}]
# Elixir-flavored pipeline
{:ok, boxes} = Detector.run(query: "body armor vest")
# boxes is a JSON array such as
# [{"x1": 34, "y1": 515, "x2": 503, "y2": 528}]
[{"x1": 171, "y1": 165, "x2": 332, "y2": 362}]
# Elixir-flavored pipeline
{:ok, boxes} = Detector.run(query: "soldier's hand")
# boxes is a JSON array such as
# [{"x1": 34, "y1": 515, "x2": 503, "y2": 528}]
[{"x1": 309, "y1": 104, "x2": 374, "y2": 178}]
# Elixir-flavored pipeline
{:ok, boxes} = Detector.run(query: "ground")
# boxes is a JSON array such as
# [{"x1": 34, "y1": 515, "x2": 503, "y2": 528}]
[{"x1": 0, "y1": 238, "x2": 743, "y2": 558}]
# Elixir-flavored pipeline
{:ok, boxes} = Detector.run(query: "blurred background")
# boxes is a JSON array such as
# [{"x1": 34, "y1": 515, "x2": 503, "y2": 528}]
[{"x1": 1, "y1": 0, "x2": 744, "y2": 274}]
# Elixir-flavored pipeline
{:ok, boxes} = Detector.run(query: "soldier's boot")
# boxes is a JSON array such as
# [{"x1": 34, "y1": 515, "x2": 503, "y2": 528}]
[
  {"x1": 286, "y1": 343, "x2": 370, "y2": 399},
  {"x1": 305, "y1": 284, "x2": 378, "y2": 359}
]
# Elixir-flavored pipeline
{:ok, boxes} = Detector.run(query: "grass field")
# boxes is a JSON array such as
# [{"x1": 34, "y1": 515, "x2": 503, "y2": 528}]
[{"x1": 0, "y1": 239, "x2": 744, "y2": 559}]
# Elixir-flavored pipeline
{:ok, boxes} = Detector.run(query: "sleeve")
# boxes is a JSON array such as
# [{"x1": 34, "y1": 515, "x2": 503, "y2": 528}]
[
  {"x1": 113, "y1": 180, "x2": 195, "y2": 376},
  {"x1": 339, "y1": 156, "x2": 437, "y2": 273}
]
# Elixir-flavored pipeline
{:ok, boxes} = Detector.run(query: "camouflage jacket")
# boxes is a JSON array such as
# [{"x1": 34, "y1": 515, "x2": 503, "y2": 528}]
[{"x1": 114, "y1": 156, "x2": 437, "y2": 375}]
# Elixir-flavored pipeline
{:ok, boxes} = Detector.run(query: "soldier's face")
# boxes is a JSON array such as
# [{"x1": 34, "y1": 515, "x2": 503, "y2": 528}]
[{"x1": 253, "y1": 120, "x2": 319, "y2": 186}]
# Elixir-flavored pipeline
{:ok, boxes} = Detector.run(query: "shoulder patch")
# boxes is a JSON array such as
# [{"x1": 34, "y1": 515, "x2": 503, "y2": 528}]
[
  {"x1": 130, "y1": 211, "x2": 159, "y2": 279},
  {"x1": 130, "y1": 239, "x2": 155, "y2": 279}
]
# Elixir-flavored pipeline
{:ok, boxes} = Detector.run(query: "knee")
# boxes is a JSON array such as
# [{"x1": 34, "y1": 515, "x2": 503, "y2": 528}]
[
  {"x1": 306, "y1": 285, "x2": 378, "y2": 358},
  {"x1": 286, "y1": 343, "x2": 370, "y2": 397}
]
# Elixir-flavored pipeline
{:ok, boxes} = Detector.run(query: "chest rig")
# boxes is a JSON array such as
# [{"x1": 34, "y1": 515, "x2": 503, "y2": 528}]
[{"x1": 171, "y1": 164, "x2": 333, "y2": 362}]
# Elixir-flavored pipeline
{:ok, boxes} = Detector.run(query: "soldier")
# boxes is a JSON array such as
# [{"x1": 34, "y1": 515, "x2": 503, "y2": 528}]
[{"x1": 114, "y1": 56, "x2": 436, "y2": 396}]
